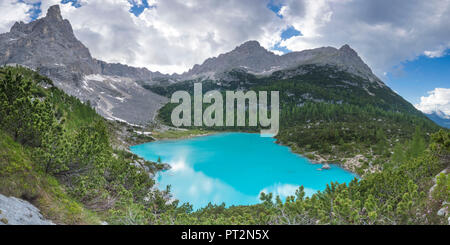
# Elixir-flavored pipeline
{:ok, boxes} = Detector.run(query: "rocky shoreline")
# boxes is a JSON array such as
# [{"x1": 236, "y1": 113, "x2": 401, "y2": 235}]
[
  {"x1": 274, "y1": 140, "x2": 370, "y2": 177},
  {"x1": 155, "y1": 132, "x2": 217, "y2": 141},
  {"x1": 304, "y1": 151, "x2": 382, "y2": 177}
]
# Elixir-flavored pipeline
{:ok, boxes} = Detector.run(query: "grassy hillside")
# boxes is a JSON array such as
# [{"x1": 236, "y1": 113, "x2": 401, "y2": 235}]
[
  {"x1": 0, "y1": 130, "x2": 100, "y2": 224},
  {"x1": 0, "y1": 66, "x2": 170, "y2": 224}
]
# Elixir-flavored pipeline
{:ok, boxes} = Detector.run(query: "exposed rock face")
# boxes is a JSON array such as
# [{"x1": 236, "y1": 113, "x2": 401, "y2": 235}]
[
  {"x1": 66, "y1": 74, "x2": 167, "y2": 125},
  {"x1": 0, "y1": 5, "x2": 167, "y2": 125},
  {"x1": 0, "y1": 194, "x2": 54, "y2": 225},
  {"x1": 1, "y1": 5, "x2": 97, "y2": 83},
  {"x1": 181, "y1": 41, "x2": 281, "y2": 80},
  {"x1": 95, "y1": 59, "x2": 167, "y2": 82},
  {"x1": 0, "y1": 4, "x2": 385, "y2": 125},
  {"x1": 179, "y1": 40, "x2": 384, "y2": 86}
]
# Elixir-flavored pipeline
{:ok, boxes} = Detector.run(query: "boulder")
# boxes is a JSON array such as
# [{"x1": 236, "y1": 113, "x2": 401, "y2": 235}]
[{"x1": 0, "y1": 194, "x2": 54, "y2": 225}]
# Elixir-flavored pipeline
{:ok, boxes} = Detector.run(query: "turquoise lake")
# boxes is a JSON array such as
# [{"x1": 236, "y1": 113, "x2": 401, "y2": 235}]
[{"x1": 130, "y1": 132, "x2": 358, "y2": 209}]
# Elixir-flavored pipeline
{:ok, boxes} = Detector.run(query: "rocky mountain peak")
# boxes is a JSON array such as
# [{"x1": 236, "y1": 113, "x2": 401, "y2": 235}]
[
  {"x1": 46, "y1": 5, "x2": 63, "y2": 21},
  {"x1": 182, "y1": 40, "x2": 279, "y2": 78},
  {"x1": 338, "y1": 44, "x2": 363, "y2": 61},
  {"x1": 232, "y1": 40, "x2": 273, "y2": 56},
  {"x1": 339, "y1": 44, "x2": 356, "y2": 53},
  {"x1": 0, "y1": 5, "x2": 168, "y2": 125},
  {"x1": 9, "y1": 4, "x2": 74, "y2": 39},
  {"x1": 9, "y1": 21, "x2": 24, "y2": 33},
  {"x1": 1, "y1": 4, "x2": 103, "y2": 86},
  {"x1": 235, "y1": 40, "x2": 263, "y2": 50},
  {"x1": 333, "y1": 44, "x2": 381, "y2": 84},
  {"x1": 181, "y1": 41, "x2": 383, "y2": 85}
]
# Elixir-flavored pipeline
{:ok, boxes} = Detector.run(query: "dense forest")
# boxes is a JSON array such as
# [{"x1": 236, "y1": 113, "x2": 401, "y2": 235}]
[{"x1": 0, "y1": 66, "x2": 448, "y2": 224}]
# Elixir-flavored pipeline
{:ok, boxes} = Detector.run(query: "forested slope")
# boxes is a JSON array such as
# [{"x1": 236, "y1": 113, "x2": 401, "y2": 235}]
[{"x1": 0, "y1": 66, "x2": 448, "y2": 225}]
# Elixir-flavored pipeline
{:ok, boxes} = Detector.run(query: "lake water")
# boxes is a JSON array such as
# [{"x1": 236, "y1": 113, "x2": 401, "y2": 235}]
[{"x1": 130, "y1": 132, "x2": 357, "y2": 209}]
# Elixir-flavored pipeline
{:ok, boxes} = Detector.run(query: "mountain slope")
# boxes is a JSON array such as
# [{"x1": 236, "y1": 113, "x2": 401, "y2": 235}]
[
  {"x1": 177, "y1": 40, "x2": 383, "y2": 86},
  {"x1": 1, "y1": 5, "x2": 97, "y2": 81},
  {"x1": 0, "y1": 5, "x2": 448, "y2": 226},
  {"x1": 0, "y1": 5, "x2": 394, "y2": 126},
  {"x1": 151, "y1": 63, "x2": 441, "y2": 175},
  {"x1": 425, "y1": 112, "x2": 450, "y2": 128},
  {"x1": 0, "y1": 66, "x2": 173, "y2": 224},
  {"x1": 0, "y1": 5, "x2": 443, "y2": 144},
  {"x1": 0, "y1": 5, "x2": 167, "y2": 125}
]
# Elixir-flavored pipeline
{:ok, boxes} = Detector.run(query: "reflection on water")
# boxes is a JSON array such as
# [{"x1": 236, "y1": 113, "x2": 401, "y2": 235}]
[{"x1": 130, "y1": 133, "x2": 357, "y2": 209}]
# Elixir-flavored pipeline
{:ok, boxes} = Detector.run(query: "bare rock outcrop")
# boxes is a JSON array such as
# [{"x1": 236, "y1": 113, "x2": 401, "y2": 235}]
[
  {"x1": 0, "y1": 194, "x2": 54, "y2": 225},
  {"x1": 0, "y1": 5, "x2": 167, "y2": 125}
]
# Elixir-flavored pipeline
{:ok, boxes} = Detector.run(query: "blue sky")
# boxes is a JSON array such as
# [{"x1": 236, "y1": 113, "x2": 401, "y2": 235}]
[
  {"x1": 265, "y1": 1, "x2": 449, "y2": 108},
  {"x1": 267, "y1": 0, "x2": 302, "y2": 54},
  {"x1": 2, "y1": 0, "x2": 449, "y2": 116},
  {"x1": 386, "y1": 52, "x2": 450, "y2": 105},
  {"x1": 22, "y1": 0, "x2": 150, "y2": 19}
]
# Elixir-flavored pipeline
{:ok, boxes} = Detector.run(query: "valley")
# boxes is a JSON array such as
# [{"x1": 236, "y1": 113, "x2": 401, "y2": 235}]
[{"x1": 0, "y1": 5, "x2": 448, "y2": 225}]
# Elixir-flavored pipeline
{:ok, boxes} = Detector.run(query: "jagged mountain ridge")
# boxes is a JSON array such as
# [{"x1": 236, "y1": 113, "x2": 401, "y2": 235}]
[
  {"x1": 0, "y1": 5, "x2": 168, "y2": 125},
  {"x1": 0, "y1": 5, "x2": 405, "y2": 125},
  {"x1": 178, "y1": 40, "x2": 383, "y2": 86},
  {"x1": 0, "y1": 5, "x2": 168, "y2": 83},
  {"x1": 1, "y1": 5, "x2": 382, "y2": 84},
  {"x1": 2, "y1": 5, "x2": 96, "y2": 81}
]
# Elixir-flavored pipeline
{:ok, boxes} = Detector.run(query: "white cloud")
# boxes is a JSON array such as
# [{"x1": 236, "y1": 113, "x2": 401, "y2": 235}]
[
  {"x1": 0, "y1": 0, "x2": 34, "y2": 33},
  {"x1": 415, "y1": 88, "x2": 450, "y2": 118},
  {"x1": 33, "y1": 0, "x2": 285, "y2": 74},
  {"x1": 3, "y1": 0, "x2": 450, "y2": 77},
  {"x1": 424, "y1": 45, "x2": 449, "y2": 58},
  {"x1": 271, "y1": 50, "x2": 284, "y2": 56},
  {"x1": 278, "y1": 0, "x2": 450, "y2": 76}
]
